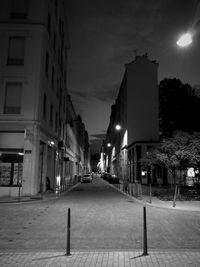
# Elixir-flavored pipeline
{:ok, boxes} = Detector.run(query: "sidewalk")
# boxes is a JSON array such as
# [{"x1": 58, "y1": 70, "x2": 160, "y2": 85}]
[
  {"x1": 0, "y1": 183, "x2": 79, "y2": 204},
  {"x1": 110, "y1": 183, "x2": 200, "y2": 212},
  {"x1": 0, "y1": 249, "x2": 200, "y2": 266}
]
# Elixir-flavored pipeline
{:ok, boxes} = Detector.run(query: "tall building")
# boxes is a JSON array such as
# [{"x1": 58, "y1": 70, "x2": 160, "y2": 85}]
[
  {"x1": 104, "y1": 54, "x2": 159, "y2": 186},
  {"x1": 0, "y1": 0, "x2": 90, "y2": 197}
]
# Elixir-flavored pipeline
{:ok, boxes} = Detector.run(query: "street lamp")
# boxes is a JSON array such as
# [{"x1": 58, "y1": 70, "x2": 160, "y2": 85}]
[
  {"x1": 176, "y1": 32, "x2": 193, "y2": 47},
  {"x1": 115, "y1": 124, "x2": 122, "y2": 131},
  {"x1": 107, "y1": 143, "x2": 111, "y2": 147}
]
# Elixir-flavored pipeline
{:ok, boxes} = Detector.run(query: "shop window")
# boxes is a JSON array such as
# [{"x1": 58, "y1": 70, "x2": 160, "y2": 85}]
[
  {"x1": 7, "y1": 36, "x2": 25, "y2": 65},
  {"x1": 10, "y1": 0, "x2": 28, "y2": 19},
  {"x1": 4, "y1": 82, "x2": 22, "y2": 114},
  {"x1": 0, "y1": 153, "x2": 23, "y2": 186}
]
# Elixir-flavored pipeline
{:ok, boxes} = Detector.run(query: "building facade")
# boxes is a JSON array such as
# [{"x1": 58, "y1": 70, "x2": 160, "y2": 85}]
[
  {"x1": 104, "y1": 55, "x2": 159, "y2": 187},
  {"x1": 0, "y1": 0, "x2": 90, "y2": 197}
]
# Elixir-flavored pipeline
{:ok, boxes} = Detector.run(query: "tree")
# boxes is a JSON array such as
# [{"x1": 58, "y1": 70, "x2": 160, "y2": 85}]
[
  {"x1": 141, "y1": 132, "x2": 200, "y2": 188},
  {"x1": 159, "y1": 78, "x2": 200, "y2": 136}
]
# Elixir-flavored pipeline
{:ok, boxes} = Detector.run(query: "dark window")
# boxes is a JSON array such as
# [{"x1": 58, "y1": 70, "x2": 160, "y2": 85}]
[
  {"x1": 51, "y1": 67, "x2": 55, "y2": 90},
  {"x1": 10, "y1": 0, "x2": 28, "y2": 19},
  {"x1": 47, "y1": 13, "x2": 51, "y2": 35},
  {"x1": 136, "y1": 145, "x2": 141, "y2": 181},
  {"x1": 56, "y1": 79, "x2": 59, "y2": 98},
  {"x1": 4, "y1": 82, "x2": 22, "y2": 114},
  {"x1": 7, "y1": 36, "x2": 25, "y2": 65},
  {"x1": 43, "y1": 93, "x2": 47, "y2": 119},
  {"x1": 50, "y1": 104, "x2": 53, "y2": 127},
  {"x1": 55, "y1": 0, "x2": 58, "y2": 20},
  {"x1": 53, "y1": 34, "x2": 56, "y2": 51},
  {"x1": 45, "y1": 52, "x2": 49, "y2": 78},
  {"x1": 55, "y1": 112, "x2": 58, "y2": 131}
]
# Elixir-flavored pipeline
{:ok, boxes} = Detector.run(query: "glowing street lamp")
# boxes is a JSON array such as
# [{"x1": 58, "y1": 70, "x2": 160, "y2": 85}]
[
  {"x1": 176, "y1": 32, "x2": 193, "y2": 47},
  {"x1": 115, "y1": 124, "x2": 122, "y2": 131},
  {"x1": 107, "y1": 143, "x2": 111, "y2": 147}
]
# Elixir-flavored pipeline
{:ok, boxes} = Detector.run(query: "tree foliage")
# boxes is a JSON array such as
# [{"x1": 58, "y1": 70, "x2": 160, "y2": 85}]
[
  {"x1": 141, "y1": 132, "x2": 200, "y2": 185},
  {"x1": 159, "y1": 78, "x2": 200, "y2": 136}
]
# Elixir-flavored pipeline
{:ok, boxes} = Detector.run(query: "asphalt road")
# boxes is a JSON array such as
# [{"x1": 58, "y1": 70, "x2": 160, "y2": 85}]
[{"x1": 0, "y1": 177, "x2": 200, "y2": 251}]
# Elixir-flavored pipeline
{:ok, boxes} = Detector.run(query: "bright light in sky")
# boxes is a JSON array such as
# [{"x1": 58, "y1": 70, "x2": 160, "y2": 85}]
[{"x1": 176, "y1": 32, "x2": 193, "y2": 47}]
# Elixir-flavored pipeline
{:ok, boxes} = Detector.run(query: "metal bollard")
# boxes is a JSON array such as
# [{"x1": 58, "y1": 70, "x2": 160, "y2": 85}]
[
  {"x1": 143, "y1": 206, "x2": 148, "y2": 256},
  {"x1": 66, "y1": 208, "x2": 71, "y2": 256}
]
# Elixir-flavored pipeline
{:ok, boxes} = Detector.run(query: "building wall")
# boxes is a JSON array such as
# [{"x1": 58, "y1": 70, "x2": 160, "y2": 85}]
[
  {"x1": 127, "y1": 55, "x2": 159, "y2": 145},
  {"x1": 0, "y1": 0, "x2": 89, "y2": 197}
]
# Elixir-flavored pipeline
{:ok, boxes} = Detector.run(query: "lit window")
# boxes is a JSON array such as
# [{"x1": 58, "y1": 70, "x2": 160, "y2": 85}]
[
  {"x1": 4, "y1": 82, "x2": 22, "y2": 114},
  {"x1": 7, "y1": 36, "x2": 25, "y2": 65}
]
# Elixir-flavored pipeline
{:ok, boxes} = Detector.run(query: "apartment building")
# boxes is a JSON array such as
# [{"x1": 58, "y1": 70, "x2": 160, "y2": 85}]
[
  {"x1": 104, "y1": 54, "x2": 159, "y2": 186},
  {"x1": 0, "y1": 0, "x2": 90, "y2": 197}
]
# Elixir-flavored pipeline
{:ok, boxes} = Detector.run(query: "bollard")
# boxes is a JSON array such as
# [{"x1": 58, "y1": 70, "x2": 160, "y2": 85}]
[
  {"x1": 66, "y1": 208, "x2": 71, "y2": 256},
  {"x1": 143, "y1": 206, "x2": 148, "y2": 256}
]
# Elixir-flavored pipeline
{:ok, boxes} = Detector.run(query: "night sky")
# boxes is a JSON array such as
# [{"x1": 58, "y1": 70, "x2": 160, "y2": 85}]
[{"x1": 66, "y1": 0, "x2": 200, "y2": 153}]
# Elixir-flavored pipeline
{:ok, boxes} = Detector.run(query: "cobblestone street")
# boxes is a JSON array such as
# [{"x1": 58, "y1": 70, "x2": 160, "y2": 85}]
[{"x1": 1, "y1": 177, "x2": 200, "y2": 265}]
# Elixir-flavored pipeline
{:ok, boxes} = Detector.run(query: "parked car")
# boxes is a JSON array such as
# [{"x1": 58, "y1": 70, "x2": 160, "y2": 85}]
[{"x1": 81, "y1": 174, "x2": 93, "y2": 183}]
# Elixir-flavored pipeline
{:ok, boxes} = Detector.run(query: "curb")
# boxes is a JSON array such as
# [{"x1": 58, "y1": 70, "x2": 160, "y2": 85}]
[
  {"x1": 0, "y1": 182, "x2": 80, "y2": 205},
  {"x1": 102, "y1": 178, "x2": 200, "y2": 213}
]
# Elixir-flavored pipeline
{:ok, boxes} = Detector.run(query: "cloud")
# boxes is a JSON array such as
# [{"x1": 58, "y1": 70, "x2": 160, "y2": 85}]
[
  {"x1": 71, "y1": 82, "x2": 119, "y2": 103},
  {"x1": 90, "y1": 133, "x2": 106, "y2": 140}
]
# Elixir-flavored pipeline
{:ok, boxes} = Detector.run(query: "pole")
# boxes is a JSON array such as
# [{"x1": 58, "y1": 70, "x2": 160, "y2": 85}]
[
  {"x1": 18, "y1": 183, "x2": 21, "y2": 202},
  {"x1": 149, "y1": 183, "x2": 152, "y2": 203},
  {"x1": 173, "y1": 185, "x2": 177, "y2": 207},
  {"x1": 143, "y1": 206, "x2": 148, "y2": 256},
  {"x1": 66, "y1": 208, "x2": 71, "y2": 256}
]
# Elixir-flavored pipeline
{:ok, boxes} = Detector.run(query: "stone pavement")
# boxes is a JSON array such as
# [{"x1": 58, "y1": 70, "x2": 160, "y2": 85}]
[
  {"x1": 110, "y1": 183, "x2": 200, "y2": 212},
  {"x1": 1, "y1": 179, "x2": 200, "y2": 266},
  {"x1": 0, "y1": 249, "x2": 200, "y2": 266}
]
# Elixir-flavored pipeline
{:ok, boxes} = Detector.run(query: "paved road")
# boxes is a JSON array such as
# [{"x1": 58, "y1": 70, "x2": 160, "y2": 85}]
[{"x1": 0, "y1": 177, "x2": 200, "y2": 251}]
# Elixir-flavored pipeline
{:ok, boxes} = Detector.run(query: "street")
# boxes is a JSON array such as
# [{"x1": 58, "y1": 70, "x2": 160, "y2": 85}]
[{"x1": 0, "y1": 177, "x2": 200, "y2": 251}]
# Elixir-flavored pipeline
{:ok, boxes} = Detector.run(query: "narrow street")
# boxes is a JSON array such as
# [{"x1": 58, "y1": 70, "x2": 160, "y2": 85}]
[{"x1": 0, "y1": 176, "x2": 200, "y2": 251}]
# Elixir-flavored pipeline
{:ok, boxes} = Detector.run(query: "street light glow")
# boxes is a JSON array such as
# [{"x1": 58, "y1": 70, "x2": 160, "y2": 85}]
[
  {"x1": 115, "y1": 124, "x2": 122, "y2": 131},
  {"x1": 176, "y1": 32, "x2": 192, "y2": 47},
  {"x1": 107, "y1": 143, "x2": 111, "y2": 147}
]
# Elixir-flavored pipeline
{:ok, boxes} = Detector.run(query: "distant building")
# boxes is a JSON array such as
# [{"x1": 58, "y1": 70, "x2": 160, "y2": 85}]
[
  {"x1": 104, "y1": 54, "x2": 159, "y2": 187},
  {"x1": 0, "y1": 0, "x2": 90, "y2": 197}
]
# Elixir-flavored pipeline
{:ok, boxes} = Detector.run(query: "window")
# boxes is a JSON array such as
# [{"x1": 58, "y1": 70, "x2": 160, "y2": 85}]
[
  {"x1": 47, "y1": 13, "x2": 51, "y2": 36},
  {"x1": 53, "y1": 34, "x2": 56, "y2": 52},
  {"x1": 0, "y1": 153, "x2": 23, "y2": 186},
  {"x1": 43, "y1": 93, "x2": 47, "y2": 119},
  {"x1": 45, "y1": 52, "x2": 49, "y2": 78},
  {"x1": 55, "y1": 0, "x2": 58, "y2": 20},
  {"x1": 10, "y1": 0, "x2": 28, "y2": 19},
  {"x1": 7, "y1": 36, "x2": 25, "y2": 65},
  {"x1": 4, "y1": 82, "x2": 22, "y2": 114},
  {"x1": 50, "y1": 104, "x2": 53, "y2": 127},
  {"x1": 51, "y1": 67, "x2": 55, "y2": 90},
  {"x1": 55, "y1": 112, "x2": 58, "y2": 132}
]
